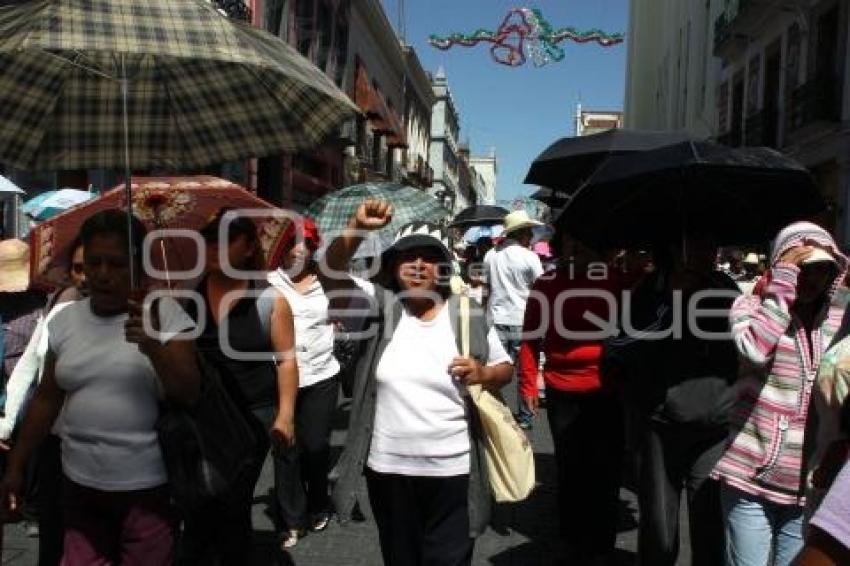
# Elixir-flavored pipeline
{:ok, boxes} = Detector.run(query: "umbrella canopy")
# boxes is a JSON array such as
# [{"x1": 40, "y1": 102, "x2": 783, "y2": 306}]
[
  {"x1": 524, "y1": 129, "x2": 694, "y2": 193},
  {"x1": 23, "y1": 188, "x2": 95, "y2": 221},
  {"x1": 0, "y1": 0, "x2": 359, "y2": 171},
  {"x1": 557, "y1": 141, "x2": 824, "y2": 249},
  {"x1": 449, "y1": 205, "x2": 510, "y2": 228},
  {"x1": 463, "y1": 224, "x2": 504, "y2": 244},
  {"x1": 530, "y1": 186, "x2": 571, "y2": 207},
  {"x1": 28, "y1": 176, "x2": 292, "y2": 287},
  {"x1": 0, "y1": 175, "x2": 23, "y2": 194},
  {"x1": 306, "y1": 182, "x2": 451, "y2": 258}
]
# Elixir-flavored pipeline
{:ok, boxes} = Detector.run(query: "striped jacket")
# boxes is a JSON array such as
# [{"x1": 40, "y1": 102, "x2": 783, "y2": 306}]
[{"x1": 712, "y1": 264, "x2": 846, "y2": 505}]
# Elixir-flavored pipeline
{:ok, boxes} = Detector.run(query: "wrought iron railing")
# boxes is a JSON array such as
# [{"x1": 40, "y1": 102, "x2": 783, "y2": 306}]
[
  {"x1": 787, "y1": 74, "x2": 842, "y2": 132},
  {"x1": 744, "y1": 108, "x2": 779, "y2": 148}
]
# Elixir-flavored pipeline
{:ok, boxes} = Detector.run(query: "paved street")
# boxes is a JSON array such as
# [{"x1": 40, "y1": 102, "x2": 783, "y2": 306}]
[{"x1": 3, "y1": 397, "x2": 692, "y2": 565}]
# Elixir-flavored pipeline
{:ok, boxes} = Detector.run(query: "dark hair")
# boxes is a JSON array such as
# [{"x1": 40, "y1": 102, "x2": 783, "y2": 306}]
[
  {"x1": 79, "y1": 209, "x2": 147, "y2": 266},
  {"x1": 200, "y1": 208, "x2": 265, "y2": 271},
  {"x1": 66, "y1": 236, "x2": 83, "y2": 274}
]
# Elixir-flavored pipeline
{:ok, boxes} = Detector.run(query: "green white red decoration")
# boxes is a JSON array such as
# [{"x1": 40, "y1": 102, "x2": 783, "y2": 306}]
[{"x1": 429, "y1": 7, "x2": 624, "y2": 67}]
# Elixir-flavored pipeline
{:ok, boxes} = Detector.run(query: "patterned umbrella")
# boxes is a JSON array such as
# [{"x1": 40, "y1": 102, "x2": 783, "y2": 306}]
[
  {"x1": 0, "y1": 0, "x2": 358, "y2": 171},
  {"x1": 306, "y1": 182, "x2": 451, "y2": 258},
  {"x1": 28, "y1": 176, "x2": 292, "y2": 287}
]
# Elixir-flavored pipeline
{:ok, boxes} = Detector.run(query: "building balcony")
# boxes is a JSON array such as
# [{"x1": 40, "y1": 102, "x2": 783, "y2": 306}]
[
  {"x1": 787, "y1": 74, "x2": 842, "y2": 134},
  {"x1": 744, "y1": 108, "x2": 779, "y2": 148},
  {"x1": 713, "y1": 0, "x2": 781, "y2": 61}
]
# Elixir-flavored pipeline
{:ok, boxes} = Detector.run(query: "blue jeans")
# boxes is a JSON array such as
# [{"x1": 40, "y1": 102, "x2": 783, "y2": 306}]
[
  {"x1": 720, "y1": 483, "x2": 803, "y2": 566},
  {"x1": 493, "y1": 324, "x2": 532, "y2": 424}
]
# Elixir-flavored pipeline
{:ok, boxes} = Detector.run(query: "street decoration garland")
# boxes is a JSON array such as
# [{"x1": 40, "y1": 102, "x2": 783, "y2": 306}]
[{"x1": 428, "y1": 7, "x2": 624, "y2": 67}]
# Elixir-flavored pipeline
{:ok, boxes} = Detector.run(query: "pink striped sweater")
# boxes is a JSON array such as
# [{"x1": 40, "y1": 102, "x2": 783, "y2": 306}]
[{"x1": 712, "y1": 223, "x2": 848, "y2": 506}]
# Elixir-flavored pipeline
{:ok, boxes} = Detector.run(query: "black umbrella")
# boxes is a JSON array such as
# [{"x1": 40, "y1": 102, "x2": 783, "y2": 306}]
[
  {"x1": 525, "y1": 129, "x2": 694, "y2": 192},
  {"x1": 449, "y1": 205, "x2": 510, "y2": 228},
  {"x1": 557, "y1": 141, "x2": 824, "y2": 249},
  {"x1": 530, "y1": 186, "x2": 571, "y2": 207}
]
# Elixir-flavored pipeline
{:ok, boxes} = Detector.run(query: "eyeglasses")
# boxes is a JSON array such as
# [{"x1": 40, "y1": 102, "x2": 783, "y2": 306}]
[{"x1": 71, "y1": 262, "x2": 84, "y2": 274}]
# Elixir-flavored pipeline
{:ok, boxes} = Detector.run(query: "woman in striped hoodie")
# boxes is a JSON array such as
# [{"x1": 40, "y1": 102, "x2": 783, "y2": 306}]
[{"x1": 712, "y1": 221, "x2": 848, "y2": 566}]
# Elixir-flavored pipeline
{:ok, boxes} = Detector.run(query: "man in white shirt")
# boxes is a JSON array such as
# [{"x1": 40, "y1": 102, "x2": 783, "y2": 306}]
[{"x1": 483, "y1": 211, "x2": 544, "y2": 429}]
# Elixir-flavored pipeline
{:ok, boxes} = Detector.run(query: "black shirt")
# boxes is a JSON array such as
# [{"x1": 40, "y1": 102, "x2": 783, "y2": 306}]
[{"x1": 189, "y1": 278, "x2": 277, "y2": 410}]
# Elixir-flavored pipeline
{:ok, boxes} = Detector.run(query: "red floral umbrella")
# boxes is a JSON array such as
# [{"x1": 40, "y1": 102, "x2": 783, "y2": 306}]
[{"x1": 29, "y1": 176, "x2": 293, "y2": 288}]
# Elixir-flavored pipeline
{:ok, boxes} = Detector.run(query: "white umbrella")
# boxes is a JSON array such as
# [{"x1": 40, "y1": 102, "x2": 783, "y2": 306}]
[
  {"x1": 0, "y1": 175, "x2": 23, "y2": 194},
  {"x1": 23, "y1": 188, "x2": 95, "y2": 221}
]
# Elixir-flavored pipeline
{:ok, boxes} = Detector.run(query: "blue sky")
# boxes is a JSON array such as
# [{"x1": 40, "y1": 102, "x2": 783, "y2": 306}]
[{"x1": 382, "y1": 0, "x2": 629, "y2": 201}]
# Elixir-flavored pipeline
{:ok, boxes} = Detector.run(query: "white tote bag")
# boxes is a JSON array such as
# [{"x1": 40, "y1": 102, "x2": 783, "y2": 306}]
[{"x1": 460, "y1": 296, "x2": 535, "y2": 502}]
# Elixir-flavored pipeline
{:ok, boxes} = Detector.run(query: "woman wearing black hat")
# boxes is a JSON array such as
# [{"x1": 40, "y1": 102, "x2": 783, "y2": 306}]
[{"x1": 324, "y1": 200, "x2": 513, "y2": 566}]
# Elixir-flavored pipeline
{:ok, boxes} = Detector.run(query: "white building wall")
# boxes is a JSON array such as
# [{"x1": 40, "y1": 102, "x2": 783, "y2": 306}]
[
  {"x1": 470, "y1": 152, "x2": 497, "y2": 204},
  {"x1": 624, "y1": 0, "x2": 723, "y2": 137}
]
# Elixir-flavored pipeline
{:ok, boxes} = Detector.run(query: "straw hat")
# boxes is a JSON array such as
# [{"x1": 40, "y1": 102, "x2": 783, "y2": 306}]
[
  {"x1": 743, "y1": 253, "x2": 760, "y2": 265},
  {"x1": 0, "y1": 239, "x2": 30, "y2": 292},
  {"x1": 502, "y1": 210, "x2": 543, "y2": 235}
]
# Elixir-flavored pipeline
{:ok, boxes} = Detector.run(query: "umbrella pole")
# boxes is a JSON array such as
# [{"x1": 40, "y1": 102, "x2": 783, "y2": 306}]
[{"x1": 120, "y1": 55, "x2": 136, "y2": 290}]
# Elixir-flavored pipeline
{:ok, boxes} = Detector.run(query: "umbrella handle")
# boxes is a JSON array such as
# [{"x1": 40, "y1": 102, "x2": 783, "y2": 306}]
[
  {"x1": 121, "y1": 55, "x2": 136, "y2": 290},
  {"x1": 159, "y1": 238, "x2": 172, "y2": 290}
]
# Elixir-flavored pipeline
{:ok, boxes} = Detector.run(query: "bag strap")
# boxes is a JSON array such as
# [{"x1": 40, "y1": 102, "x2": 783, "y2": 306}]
[
  {"x1": 460, "y1": 294, "x2": 470, "y2": 358},
  {"x1": 255, "y1": 285, "x2": 275, "y2": 344}
]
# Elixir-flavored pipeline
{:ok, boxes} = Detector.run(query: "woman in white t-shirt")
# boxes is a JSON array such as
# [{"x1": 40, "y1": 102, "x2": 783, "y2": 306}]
[
  {"x1": 0, "y1": 210, "x2": 200, "y2": 565},
  {"x1": 267, "y1": 216, "x2": 339, "y2": 547},
  {"x1": 325, "y1": 201, "x2": 513, "y2": 566}
]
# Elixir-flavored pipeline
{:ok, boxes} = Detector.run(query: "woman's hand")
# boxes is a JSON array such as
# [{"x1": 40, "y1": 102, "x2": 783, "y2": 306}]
[
  {"x1": 779, "y1": 246, "x2": 814, "y2": 266},
  {"x1": 522, "y1": 395, "x2": 540, "y2": 416},
  {"x1": 450, "y1": 357, "x2": 513, "y2": 389},
  {"x1": 0, "y1": 468, "x2": 25, "y2": 521},
  {"x1": 352, "y1": 199, "x2": 393, "y2": 232},
  {"x1": 271, "y1": 414, "x2": 295, "y2": 450},
  {"x1": 125, "y1": 299, "x2": 160, "y2": 358}
]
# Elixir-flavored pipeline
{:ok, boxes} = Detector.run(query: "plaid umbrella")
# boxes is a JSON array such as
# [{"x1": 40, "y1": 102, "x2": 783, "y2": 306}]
[
  {"x1": 306, "y1": 182, "x2": 451, "y2": 258},
  {"x1": 0, "y1": 0, "x2": 358, "y2": 171}
]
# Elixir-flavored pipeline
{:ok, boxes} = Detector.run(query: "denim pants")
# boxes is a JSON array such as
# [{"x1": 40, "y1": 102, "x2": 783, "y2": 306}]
[
  {"x1": 720, "y1": 483, "x2": 804, "y2": 566},
  {"x1": 493, "y1": 324, "x2": 532, "y2": 423}
]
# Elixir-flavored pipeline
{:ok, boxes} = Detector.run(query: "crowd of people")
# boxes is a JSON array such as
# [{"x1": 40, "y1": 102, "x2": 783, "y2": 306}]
[{"x1": 0, "y1": 199, "x2": 849, "y2": 566}]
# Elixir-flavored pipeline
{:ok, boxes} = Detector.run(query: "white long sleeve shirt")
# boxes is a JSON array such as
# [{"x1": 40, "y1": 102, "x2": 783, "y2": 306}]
[{"x1": 0, "y1": 301, "x2": 72, "y2": 440}]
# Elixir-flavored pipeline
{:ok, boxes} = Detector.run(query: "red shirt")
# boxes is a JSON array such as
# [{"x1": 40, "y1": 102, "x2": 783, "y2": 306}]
[{"x1": 518, "y1": 268, "x2": 623, "y2": 398}]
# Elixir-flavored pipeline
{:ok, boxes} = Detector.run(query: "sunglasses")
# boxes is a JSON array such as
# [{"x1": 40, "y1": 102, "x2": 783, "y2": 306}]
[{"x1": 71, "y1": 262, "x2": 85, "y2": 274}]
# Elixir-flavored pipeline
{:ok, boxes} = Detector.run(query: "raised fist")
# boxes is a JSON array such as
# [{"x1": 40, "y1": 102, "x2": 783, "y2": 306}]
[{"x1": 353, "y1": 199, "x2": 393, "y2": 231}]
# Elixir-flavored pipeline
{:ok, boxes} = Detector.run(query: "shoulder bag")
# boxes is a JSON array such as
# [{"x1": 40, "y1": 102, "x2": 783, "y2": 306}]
[{"x1": 459, "y1": 295, "x2": 535, "y2": 502}]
